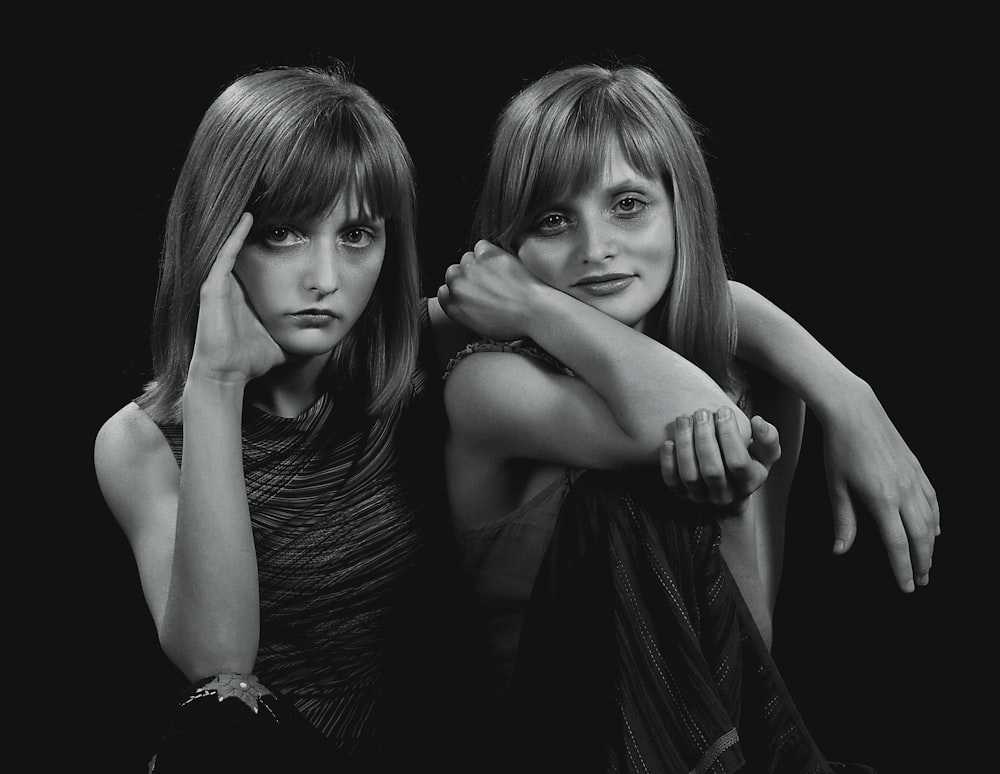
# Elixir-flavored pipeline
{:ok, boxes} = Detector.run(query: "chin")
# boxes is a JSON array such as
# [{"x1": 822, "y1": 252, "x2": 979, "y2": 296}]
[{"x1": 279, "y1": 335, "x2": 345, "y2": 359}]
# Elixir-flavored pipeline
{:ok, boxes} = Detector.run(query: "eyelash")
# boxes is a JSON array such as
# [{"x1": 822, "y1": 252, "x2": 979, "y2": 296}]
[
  {"x1": 255, "y1": 225, "x2": 377, "y2": 249},
  {"x1": 531, "y1": 196, "x2": 647, "y2": 233}
]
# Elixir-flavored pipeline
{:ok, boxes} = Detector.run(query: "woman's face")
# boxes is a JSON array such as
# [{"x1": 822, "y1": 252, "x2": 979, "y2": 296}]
[
  {"x1": 516, "y1": 142, "x2": 674, "y2": 333},
  {"x1": 234, "y1": 193, "x2": 385, "y2": 361}
]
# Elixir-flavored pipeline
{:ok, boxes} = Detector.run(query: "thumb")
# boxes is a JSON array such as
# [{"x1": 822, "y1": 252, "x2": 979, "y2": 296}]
[
  {"x1": 828, "y1": 480, "x2": 858, "y2": 555},
  {"x1": 748, "y1": 416, "x2": 781, "y2": 467}
]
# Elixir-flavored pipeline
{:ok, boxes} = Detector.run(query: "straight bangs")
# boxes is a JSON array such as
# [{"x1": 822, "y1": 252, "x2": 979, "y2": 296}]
[
  {"x1": 243, "y1": 87, "x2": 421, "y2": 418},
  {"x1": 247, "y1": 106, "x2": 409, "y2": 229},
  {"x1": 508, "y1": 92, "x2": 671, "y2": 248}
]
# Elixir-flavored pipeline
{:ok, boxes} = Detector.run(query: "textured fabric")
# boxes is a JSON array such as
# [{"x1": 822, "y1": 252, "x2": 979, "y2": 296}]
[
  {"x1": 451, "y1": 470, "x2": 579, "y2": 693},
  {"x1": 510, "y1": 469, "x2": 842, "y2": 774},
  {"x1": 445, "y1": 336, "x2": 581, "y2": 695},
  {"x1": 149, "y1": 303, "x2": 457, "y2": 764}
]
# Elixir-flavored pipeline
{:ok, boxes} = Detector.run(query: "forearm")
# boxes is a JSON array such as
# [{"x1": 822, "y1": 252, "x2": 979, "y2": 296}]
[
  {"x1": 730, "y1": 281, "x2": 873, "y2": 425},
  {"x1": 162, "y1": 375, "x2": 259, "y2": 678},
  {"x1": 525, "y1": 286, "x2": 751, "y2": 445}
]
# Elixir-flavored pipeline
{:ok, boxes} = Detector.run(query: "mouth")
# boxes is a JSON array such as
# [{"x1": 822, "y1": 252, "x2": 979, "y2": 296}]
[
  {"x1": 572, "y1": 273, "x2": 636, "y2": 296},
  {"x1": 288, "y1": 309, "x2": 338, "y2": 325}
]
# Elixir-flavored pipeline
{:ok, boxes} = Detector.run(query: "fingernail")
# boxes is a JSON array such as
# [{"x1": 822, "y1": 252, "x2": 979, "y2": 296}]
[
  {"x1": 903, "y1": 579, "x2": 915, "y2": 593},
  {"x1": 716, "y1": 406, "x2": 731, "y2": 422},
  {"x1": 676, "y1": 416, "x2": 691, "y2": 430},
  {"x1": 833, "y1": 539, "x2": 846, "y2": 554},
  {"x1": 917, "y1": 573, "x2": 929, "y2": 586},
  {"x1": 695, "y1": 410, "x2": 709, "y2": 424}
]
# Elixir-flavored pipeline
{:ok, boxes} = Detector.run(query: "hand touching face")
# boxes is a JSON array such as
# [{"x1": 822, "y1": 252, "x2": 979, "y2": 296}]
[
  {"x1": 515, "y1": 142, "x2": 675, "y2": 333},
  {"x1": 235, "y1": 195, "x2": 385, "y2": 363}
]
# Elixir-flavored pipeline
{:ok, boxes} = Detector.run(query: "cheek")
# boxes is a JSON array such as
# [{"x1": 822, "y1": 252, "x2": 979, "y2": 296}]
[
  {"x1": 516, "y1": 245, "x2": 558, "y2": 284},
  {"x1": 645, "y1": 225, "x2": 676, "y2": 281},
  {"x1": 232, "y1": 259, "x2": 269, "y2": 311},
  {"x1": 348, "y1": 256, "x2": 386, "y2": 304}
]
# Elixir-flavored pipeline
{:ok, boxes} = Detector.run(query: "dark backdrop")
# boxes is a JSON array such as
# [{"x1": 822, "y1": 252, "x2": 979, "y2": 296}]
[{"x1": 39, "y1": 12, "x2": 980, "y2": 773}]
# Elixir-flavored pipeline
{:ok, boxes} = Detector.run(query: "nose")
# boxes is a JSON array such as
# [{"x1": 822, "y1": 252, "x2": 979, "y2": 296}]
[
  {"x1": 303, "y1": 240, "x2": 339, "y2": 295},
  {"x1": 578, "y1": 217, "x2": 617, "y2": 264}
]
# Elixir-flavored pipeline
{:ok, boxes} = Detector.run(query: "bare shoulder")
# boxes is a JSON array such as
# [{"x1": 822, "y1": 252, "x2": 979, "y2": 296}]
[
  {"x1": 444, "y1": 348, "x2": 567, "y2": 442},
  {"x1": 445, "y1": 348, "x2": 547, "y2": 396},
  {"x1": 94, "y1": 402, "x2": 179, "y2": 533},
  {"x1": 94, "y1": 402, "x2": 169, "y2": 469}
]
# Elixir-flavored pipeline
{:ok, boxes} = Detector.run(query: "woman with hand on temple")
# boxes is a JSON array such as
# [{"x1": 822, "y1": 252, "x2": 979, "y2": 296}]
[{"x1": 94, "y1": 65, "x2": 472, "y2": 773}]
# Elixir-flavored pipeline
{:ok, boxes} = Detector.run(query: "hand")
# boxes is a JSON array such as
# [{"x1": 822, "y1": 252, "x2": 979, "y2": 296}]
[
  {"x1": 436, "y1": 239, "x2": 549, "y2": 341},
  {"x1": 661, "y1": 408, "x2": 781, "y2": 516},
  {"x1": 821, "y1": 386, "x2": 939, "y2": 592},
  {"x1": 189, "y1": 213, "x2": 286, "y2": 385}
]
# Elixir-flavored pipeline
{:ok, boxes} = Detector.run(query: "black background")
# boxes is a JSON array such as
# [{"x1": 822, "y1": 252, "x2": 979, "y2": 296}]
[{"x1": 30, "y1": 10, "x2": 982, "y2": 773}]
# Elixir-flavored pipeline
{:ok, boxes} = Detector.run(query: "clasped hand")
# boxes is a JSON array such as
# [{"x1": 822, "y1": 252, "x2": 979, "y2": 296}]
[
  {"x1": 662, "y1": 409, "x2": 781, "y2": 516},
  {"x1": 437, "y1": 240, "x2": 549, "y2": 341}
]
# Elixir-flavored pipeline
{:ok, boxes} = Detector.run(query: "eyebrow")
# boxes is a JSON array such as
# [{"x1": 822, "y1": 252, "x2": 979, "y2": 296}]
[{"x1": 604, "y1": 176, "x2": 658, "y2": 193}]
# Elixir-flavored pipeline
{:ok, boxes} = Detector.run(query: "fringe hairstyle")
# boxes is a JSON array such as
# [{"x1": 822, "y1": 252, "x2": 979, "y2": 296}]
[
  {"x1": 472, "y1": 63, "x2": 742, "y2": 394},
  {"x1": 139, "y1": 65, "x2": 421, "y2": 422}
]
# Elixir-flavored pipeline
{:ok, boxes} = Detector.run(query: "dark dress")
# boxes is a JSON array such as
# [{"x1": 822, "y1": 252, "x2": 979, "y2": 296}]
[
  {"x1": 447, "y1": 339, "x2": 875, "y2": 774},
  {"x1": 510, "y1": 469, "x2": 853, "y2": 774},
  {"x1": 145, "y1": 303, "x2": 472, "y2": 773}
]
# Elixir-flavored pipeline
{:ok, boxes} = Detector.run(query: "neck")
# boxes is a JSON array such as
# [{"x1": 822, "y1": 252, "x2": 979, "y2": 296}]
[{"x1": 246, "y1": 355, "x2": 331, "y2": 418}]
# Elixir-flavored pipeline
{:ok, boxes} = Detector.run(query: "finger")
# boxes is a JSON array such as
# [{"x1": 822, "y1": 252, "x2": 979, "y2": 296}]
[
  {"x1": 436, "y1": 283, "x2": 451, "y2": 310},
  {"x1": 922, "y1": 477, "x2": 941, "y2": 536},
  {"x1": 211, "y1": 212, "x2": 253, "y2": 278},
  {"x1": 444, "y1": 263, "x2": 463, "y2": 284},
  {"x1": 747, "y1": 415, "x2": 781, "y2": 468},
  {"x1": 713, "y1": 407, "x2": 754, "y2": 489},
  {"x1": 900, "y1": 496, "x2": 935, "y2": 587},
  {"x1": 692, "y1": 409, "x2": 730, "y2": 504},
  {"x1": 671, "y1": 415, "x2": 704, "y2": 496},
  {"x1": 828, "y1": 480, "x2": 859, "y2": 556},
  {"x1": 473, "y1": 239, "x2": 495, "y2": 256},
  {"x1": 659, "y1": 440, "x2": 686, "y2": 495},
  {"x1": 460, "y1": 250, "x2": 475, "y2": 267},
  {"x1": 872, "y1": 508, "x2": 916, "y2": 593}
]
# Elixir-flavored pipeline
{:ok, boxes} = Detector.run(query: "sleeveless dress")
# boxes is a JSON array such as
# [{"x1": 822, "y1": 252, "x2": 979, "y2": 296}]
[
  {"x1": 148, "y1": 302, "x2": 465, "y2": 771},
  {"x1": 445, "y1": 339, "x2": 873, "y2": 774}
]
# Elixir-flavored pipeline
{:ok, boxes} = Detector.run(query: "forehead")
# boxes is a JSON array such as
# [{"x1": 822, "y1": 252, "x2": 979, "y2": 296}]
[{"x1": 596, "y1": 142, "x2": 663, "y2": 191}]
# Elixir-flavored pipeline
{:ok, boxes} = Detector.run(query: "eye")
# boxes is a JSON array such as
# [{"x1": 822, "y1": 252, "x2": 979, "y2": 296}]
[
  {"x1": 256, "y1": 224, "x2": 305, "y2": 248},
  {"x1": 531, "y1": 211, "x2": 570, "y2": 234},
  {"x1": 342, "y1": 226, "x2": 375, "y2": 247},
  {"x1": 614, "y1": 196, "x2": 646, "y2": 215}
]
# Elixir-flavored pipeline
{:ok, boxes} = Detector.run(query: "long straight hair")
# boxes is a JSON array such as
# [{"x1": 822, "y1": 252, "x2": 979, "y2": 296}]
[
  {"x1": 139, "y1": 65, "x2": 421, "y2": 422},
  {"x1": 473, "y1": 63, "x2": 742, "y2": 394}
]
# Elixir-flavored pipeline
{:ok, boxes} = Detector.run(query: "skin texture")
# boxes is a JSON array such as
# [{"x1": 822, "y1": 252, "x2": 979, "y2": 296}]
[
  {"x1": 94, "y1": 198, "x2": 386, "y2": 679},
  {"x1": 515, "y1": 150, "x2": 675, "y2": 334}
]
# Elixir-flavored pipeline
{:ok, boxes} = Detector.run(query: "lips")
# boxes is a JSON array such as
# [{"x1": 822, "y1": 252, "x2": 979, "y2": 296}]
[
  {"x1": 572, "y1": 273, "x2": 636, "y2": 296},
  {"x1": 288, "y1": 309, "x2": 337, "y2": 326}
]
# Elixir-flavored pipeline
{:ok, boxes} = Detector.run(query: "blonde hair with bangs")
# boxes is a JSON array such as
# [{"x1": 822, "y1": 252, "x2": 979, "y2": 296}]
[{"x1": 473, "y1": 63, "x2": 742, "y2": 394}]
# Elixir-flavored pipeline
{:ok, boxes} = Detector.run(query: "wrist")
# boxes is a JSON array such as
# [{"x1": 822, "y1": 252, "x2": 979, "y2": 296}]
[
  {"x1": 812, "y1": 372, "x2": 875, "y2": 427},
  {"x1": 520, "y1": 282, "x2": 570, "y2": 341},
  {"x1": 183, "y1": 369, "x2": 247, "y2": 414}
]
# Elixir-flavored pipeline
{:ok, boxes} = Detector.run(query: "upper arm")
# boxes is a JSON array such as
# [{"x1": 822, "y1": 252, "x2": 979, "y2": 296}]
[
  {"x1": 444, "y1": 351, "x2": 665, "y2": 470},
  {"x1": 94, "y1": 403, "x2": 180, "y2": 632},
  {"x1": 427, "y1": 296, "x2": 478, "y2": 377}
]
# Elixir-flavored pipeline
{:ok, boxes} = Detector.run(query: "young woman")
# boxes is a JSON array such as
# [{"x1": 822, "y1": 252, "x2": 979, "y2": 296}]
[
  {"x1": 95, "y1": 58, "x2": 929, "y2": 774},
  {"x1": 93, "y1": 64, "x2": 475, "y2": 772},
  {"x1": 438, "y1": 62, "x2": 905, "y2": 772}
]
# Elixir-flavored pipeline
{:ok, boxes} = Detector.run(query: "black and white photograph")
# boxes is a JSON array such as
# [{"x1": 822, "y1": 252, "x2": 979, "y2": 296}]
[{"x1": 34, "y1": 10, "x2": 979, "y2": 773}]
